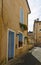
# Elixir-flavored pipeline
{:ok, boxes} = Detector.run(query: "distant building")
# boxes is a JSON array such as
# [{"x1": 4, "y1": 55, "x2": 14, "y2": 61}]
[
  {"x1": 33, "y1": 19, "x2": 41, "y2": 45},
  {"x1": 0, "y1": 0, "x2": 31, "y2": 64},
  {"x1": 28, "y1": 31, "x2": 34, "y2": 44}
]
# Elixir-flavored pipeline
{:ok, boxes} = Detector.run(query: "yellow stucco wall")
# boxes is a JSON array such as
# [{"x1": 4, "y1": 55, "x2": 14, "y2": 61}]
[{"x1": 0, "y1": 0, "x2": 30, "y2": 63}]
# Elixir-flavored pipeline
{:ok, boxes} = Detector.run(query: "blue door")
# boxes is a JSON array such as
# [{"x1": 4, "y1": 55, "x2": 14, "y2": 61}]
[{"x1": 8, "y1": 31, "x2": 14, "y2": 60}]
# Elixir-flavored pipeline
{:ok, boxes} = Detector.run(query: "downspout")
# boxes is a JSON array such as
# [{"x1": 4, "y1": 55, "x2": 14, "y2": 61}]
[
  {"x1": 2, "y1": 0, "x2": 3, "y2": 19},
  {"x1": 0, "y1": 0, "x2": 7, "y2": 64},
  {"x1": 1, "y1": 0, "x2": 4, "y2": 22},
  {"x1": 2, "y1": 0, "x2": 8, "y2": 29},
  {"x1": 0, "y1": 0, "x2": 3, "y2": 63}
]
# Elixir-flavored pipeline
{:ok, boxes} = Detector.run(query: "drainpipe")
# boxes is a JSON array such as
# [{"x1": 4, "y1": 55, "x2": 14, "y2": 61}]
[
  {"x1": 2, "y1": 0, "x2": 8, "y2": 29},
  {"x1": 0, "y1": 0, "x2": 3, "y2": 63},
  {"x1": 2, "y1": 0, "x2": 5, "y2": 26},
  {"x1": 2, "y1": 0, "x2": 3, "y2": 20}
]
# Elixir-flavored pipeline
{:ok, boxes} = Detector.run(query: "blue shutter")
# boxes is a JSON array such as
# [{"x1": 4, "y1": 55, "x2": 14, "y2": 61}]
[
  {"x1": 19, "y1": 33, "x2": 23, "y2": 42},
  {"x1": 20, "y1": 8, "x2": 24, "y2": 23}
]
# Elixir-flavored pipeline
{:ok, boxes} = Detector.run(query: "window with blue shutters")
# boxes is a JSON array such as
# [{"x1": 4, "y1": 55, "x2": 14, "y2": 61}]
[
  {"x1": 20, "y1": 8, "x2": 24, "y2": 24},
  {"x1": 19, "y1": 33, "x2": 23, "y2": 42},
  {"x1": 16, "y1": 33, "x2": 23, "y2": 47},
  {"x1": 18, "y1": 33, "x2": 23, "y2": 47}
]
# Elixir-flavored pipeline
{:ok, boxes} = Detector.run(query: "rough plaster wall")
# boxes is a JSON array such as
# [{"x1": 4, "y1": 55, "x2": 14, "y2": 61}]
[
  {"x1": 34, "y1": 22, "x2": 41, "y2": 43},
  {"x1": 1, "y1": 0, "x2": 29, "y2": 60}
]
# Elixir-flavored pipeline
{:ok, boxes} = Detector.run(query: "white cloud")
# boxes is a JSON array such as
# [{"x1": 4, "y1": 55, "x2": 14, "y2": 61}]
[{"x1": 28, "y1": 0, "x2": 41, "y2": 31}]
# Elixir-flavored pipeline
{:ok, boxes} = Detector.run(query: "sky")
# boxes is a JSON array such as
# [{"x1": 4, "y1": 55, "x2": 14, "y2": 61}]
[{"x1": 28, "y1": 0, "x2": 41, "y2": 31}]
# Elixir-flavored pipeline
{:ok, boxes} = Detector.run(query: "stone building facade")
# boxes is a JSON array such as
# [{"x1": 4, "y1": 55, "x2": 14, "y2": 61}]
[
  {"x1": 28, "y1": 31, "x2": 34, "y2": 44},
  {"x1": 33, "y1": 19, "x2": 41, "y2": 45}
]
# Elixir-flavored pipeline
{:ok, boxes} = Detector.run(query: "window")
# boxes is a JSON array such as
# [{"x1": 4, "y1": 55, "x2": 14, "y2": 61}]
[
  {"x1": 40, "y1": 29, "x2": 41, "y2": 32},
  {"x1": 16, "y1": 33, "x2": 23, "y2": 47},
  {"x1": 39, "y1": 23, "x2": 41, "y2": 25},
  {"x1": 24, "y1": 37, "x2": 27, "y2": 44},
  {"x1": 39, "y1": 36, "x2": 41, "y2": 38},
  {"x1": 18, "y1": 33, "x2": 23, "y2": 47},
  {"x1": 20, "y1": 8, "x2": 24, "y2": 24}
]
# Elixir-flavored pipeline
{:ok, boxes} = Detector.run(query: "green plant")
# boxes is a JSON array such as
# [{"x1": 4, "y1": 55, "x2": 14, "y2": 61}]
[{"x1": 19, "y1": 23, "x2": 27, "y2": 30}]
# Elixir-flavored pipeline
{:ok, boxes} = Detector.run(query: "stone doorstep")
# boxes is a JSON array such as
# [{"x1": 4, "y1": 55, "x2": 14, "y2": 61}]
[{"x1": 5, "y1": 50, "x2": 28, "y2": 65}]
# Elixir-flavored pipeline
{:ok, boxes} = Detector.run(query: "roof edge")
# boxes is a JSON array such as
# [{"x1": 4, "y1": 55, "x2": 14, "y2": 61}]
[{"x1": 26, "y1": 0, "x2": 31, "y2": 14}]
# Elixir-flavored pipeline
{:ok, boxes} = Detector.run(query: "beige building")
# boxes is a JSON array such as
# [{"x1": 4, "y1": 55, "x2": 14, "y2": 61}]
[
  {"x1": 28, "y1": 31, "x2": 34, "y2": 44},
  {"x1": 0, "y1": 0, "x2": 30, "y2": 64},
  {"x1": 33, "y1": 19, "x2": 41, "y2": 45}
]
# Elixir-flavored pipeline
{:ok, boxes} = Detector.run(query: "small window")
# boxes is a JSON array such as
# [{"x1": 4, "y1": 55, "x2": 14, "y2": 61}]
[
  {"x1": 39, "y1": 23, "x2": 40, "y2": 25},
  {"x1": 40, "y1": 29, "x2": 41, "y2": 32},
  {"x1": 39, "y1": 36, "x2": 41, "y2": 38},
  {"x1": 24, "y1": 37, "x2": 27, "y2": 44},
  {"x1": 18, "y1": 33, "x2": 23, "y2": 47},
  {"x1": 20, "y1": 8, "x2": 24, "y2": 24},
  {"x1": 16, "y1": 33, "x2": 23, "y2": 47}
]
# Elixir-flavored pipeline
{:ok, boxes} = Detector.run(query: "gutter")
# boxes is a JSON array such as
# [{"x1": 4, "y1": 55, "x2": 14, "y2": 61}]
[{"x1": 26, "y1": 0, "x2": 31, "y2": 14}]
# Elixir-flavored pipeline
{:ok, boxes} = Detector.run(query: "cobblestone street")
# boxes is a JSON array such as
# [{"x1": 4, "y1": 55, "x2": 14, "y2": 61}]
[{"x1": 6, "y1": 47, "x2": 41, "y2": 65}]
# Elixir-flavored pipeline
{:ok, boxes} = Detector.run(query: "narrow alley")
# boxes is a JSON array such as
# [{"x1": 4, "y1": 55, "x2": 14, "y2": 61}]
[{"x1": 6, "y1": 47, "x2": 41, "y2": 65}]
